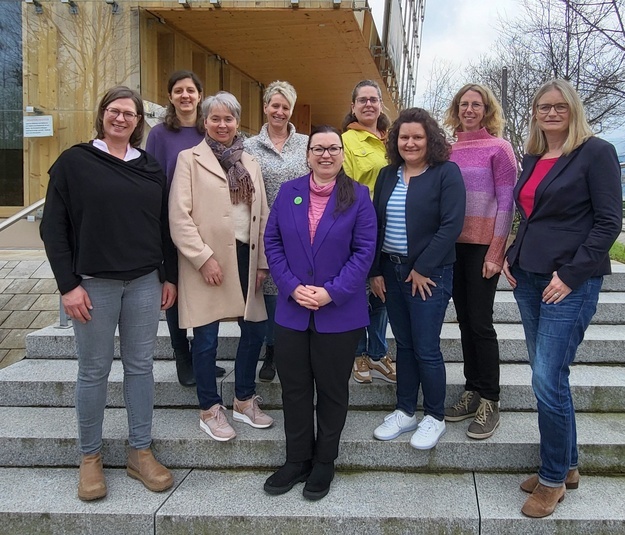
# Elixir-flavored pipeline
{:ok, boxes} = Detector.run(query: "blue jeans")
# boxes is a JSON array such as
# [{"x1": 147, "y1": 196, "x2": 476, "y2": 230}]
[
  {"x1": 355, "y1": 292, "x2": 389, "y2": 360},
  {"x1": 72, "y1": 271, "x2": 162, "y2": 454},
  {"x1": 382, "y1": 259, "x2": 453, "y2": 420},
  {"x1": 192, "y1": 318, "x2": 266, "y2": 409},
  {"x1": 264, "y1": 294, "x2": 277, "y2": 347},
  {"x1": 511, "y1": 266, "x2": 601, "y2": 486}
]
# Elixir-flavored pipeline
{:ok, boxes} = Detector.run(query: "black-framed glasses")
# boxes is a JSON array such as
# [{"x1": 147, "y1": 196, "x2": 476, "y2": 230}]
[
  {"x1": 536, "y1": 103, "x2": 569, "y2": 114},
  {"x1": 105, "y1": 107, "x2": 139, "y2": 121},
  {"x1": 309, "y1": 145, "x2": 343, "y2": 156},
  {"x1": 354, "y1": 96, "x2": 380, "y2": 105}
]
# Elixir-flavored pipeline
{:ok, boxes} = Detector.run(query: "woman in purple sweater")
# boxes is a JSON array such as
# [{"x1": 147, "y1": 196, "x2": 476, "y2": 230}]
[
  {"x1": 443, "y1": 84, "x2": 517, "y2": 439},
  {"x1": 146, "y1": 70, "x2": 225, "y2": 386}
]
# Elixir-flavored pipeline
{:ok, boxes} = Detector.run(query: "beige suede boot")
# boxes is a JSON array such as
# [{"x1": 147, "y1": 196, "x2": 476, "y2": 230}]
[
  {"x1": 127, "y1": 447, "x2": 173, "y2": 492},
  {"x1": 78, "y1": 452, "x2": 107, "y2": 501}
]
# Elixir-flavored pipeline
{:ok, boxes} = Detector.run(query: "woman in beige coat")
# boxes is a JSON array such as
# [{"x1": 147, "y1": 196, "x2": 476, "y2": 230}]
[{"x1": 169, "y1": 91, "x2": 273, "y2": 442}]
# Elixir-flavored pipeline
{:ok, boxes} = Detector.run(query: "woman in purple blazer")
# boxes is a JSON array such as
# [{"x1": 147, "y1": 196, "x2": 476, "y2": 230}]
[{"x1": 263, "y1": 125, "x2": 376, "y2": 501}]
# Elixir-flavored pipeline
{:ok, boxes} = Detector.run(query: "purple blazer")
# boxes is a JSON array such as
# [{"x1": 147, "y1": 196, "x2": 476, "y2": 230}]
[{"x1": 264, "y1": 173, "x2": 376, "y2": 333}]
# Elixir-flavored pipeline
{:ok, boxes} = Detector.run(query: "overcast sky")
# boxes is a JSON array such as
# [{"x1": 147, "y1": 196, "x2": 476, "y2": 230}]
[{"x1": 370, "y1": 0, "x2": 624, "y2": 154}]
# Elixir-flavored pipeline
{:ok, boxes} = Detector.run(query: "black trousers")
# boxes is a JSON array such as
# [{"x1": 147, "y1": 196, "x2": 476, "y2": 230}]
[
  {"x1": 274, "y1": 318, "x2": 362, "y2": 463},
  {"x1": 452, "y1": 243, "x2": 501, "y2": 401}
]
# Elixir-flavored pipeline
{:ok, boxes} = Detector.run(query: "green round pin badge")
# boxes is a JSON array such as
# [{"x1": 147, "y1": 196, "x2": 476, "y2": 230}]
[{"x1": 294, "y1": 196, "x2": 303, "y2": 205}]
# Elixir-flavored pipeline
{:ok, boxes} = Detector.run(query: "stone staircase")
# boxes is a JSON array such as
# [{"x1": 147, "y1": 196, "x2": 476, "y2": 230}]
[{"x1": 0, "y1": 266, "x2": 624, "y2": 534}]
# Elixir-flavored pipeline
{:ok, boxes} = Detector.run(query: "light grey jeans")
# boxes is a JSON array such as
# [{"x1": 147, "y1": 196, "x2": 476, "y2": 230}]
[{"x1": 72, "y1": 270, "x2": 162, "y2": 454}]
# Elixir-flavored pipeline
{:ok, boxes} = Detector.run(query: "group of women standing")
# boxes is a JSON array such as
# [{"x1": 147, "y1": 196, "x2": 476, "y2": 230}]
[{"x1": 40, "y1": 72, "x2": 621, "y2": 517}]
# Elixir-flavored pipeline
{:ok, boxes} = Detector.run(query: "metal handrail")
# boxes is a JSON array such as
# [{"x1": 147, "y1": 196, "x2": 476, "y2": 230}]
[
  {"x1": 0, "y1": 198, "x2": 45, "y2": 234},
  {"x1": 0, "y1": 199, "x2": 70, "y2": 328}
]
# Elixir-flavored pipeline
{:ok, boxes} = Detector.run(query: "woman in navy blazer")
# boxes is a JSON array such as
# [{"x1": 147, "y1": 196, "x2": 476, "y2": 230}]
[
  {"x1": 502, "y1": 80, "x2": 622, "y2": 518},
  {"x1": 263, "y1": 125, "x2": 376, "y2": 500},
  {"x1": 369, "y1": 108, "x2": 465, "y2": 450}
]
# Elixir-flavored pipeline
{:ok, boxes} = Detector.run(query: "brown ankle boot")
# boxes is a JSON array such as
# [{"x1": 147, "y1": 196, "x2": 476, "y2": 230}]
[
  {"x1": 127, "y1": 447, "x2": 173, "y2": 492},
  {"x1": 521, "y1": 482, "x2": 565, "y2": 518},
  {"x1": 78, "y1": 452, "x2": 107, "y2": 501},
  {"x1": 520, "y1": 468, "x2": 580, "y2": 493}
]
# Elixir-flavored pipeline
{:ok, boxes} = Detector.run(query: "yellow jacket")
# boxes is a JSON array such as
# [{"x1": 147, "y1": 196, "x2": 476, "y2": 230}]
[{"x1": 342, "y1": 127, "x2": 387, "y2": 199}]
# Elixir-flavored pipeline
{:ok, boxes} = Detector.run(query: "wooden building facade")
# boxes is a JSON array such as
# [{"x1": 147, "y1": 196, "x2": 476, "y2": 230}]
[{"x1": 0, "y1": 0, "x2": 425, "y2": 215}]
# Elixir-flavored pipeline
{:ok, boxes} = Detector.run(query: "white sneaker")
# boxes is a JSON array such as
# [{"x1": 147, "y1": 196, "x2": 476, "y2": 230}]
[
  {"x1": 410, "y1": 415, "x2": 446, "y2": 450},
  {"x1": 373, "y1": 410, "x2": 418, "y2": 441}
]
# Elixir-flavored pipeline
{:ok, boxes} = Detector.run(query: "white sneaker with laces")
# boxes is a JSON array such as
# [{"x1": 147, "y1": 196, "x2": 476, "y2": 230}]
[
  {"x1": 410, "y1": 415, "x2": 446, "y2": 450},
  {"x1": 373, "y1": 409, "x2": 418, "y2": 441}
]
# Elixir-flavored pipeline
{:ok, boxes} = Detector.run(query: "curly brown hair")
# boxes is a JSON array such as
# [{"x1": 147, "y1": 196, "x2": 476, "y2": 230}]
[{"x1": 386, "y1": 108, "x2": 451, "y2": 168}]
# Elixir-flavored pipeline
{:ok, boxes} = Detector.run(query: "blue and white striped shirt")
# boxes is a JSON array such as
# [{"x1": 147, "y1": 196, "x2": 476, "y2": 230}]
[{"x1": 382, "y1": 168, "x2": 409, "y2": 255}]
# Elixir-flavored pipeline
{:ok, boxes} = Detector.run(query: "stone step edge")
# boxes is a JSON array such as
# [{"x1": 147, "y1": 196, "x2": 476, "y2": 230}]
[
  {"x1": 1, "y1": 359, "x2": 624, "y2": 413},
  {"x1": 1, "y1": 468, "x2": 624, "y2": 535},
  {"x1": 0, "y1": 408, "x2": 623, "y2": 473},
  {"x1": 24, "y1": 322, "x2": 625, "y2": 363}
]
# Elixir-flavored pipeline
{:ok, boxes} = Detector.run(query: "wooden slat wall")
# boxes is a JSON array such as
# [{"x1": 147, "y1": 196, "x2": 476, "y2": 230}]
[{"x1": 13, "y1": 0, "x2": 390, "y2": 213}]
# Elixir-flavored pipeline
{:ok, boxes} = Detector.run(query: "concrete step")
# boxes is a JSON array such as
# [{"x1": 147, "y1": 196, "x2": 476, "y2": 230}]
[
  {"x1": 1, "y1": 407, "x2": 624, "y2": 473},
  {"x1": 1, "y1": 468, "x2": 623, "y2": 535},
  {"x1": 2, "y1": 359, "x2": 624, "y2": 413},
  {"x1": 25, "y1": 321, "x2": 625, "y2": 363}
]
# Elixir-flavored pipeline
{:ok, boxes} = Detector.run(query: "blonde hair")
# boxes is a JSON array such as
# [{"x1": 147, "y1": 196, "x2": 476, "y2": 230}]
[
  {"x1": 525, "y1": 79, "x2": 593, "y2": 156},
  {"x1": 444, "y1": 83, "x2": 506, "y2": 137},
  {"x1": 263, "y1": 80, "x2": 297, "y2": 111}
]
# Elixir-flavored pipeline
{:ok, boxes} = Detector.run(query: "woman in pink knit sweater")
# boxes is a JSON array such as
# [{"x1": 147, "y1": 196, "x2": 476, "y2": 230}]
[{"x1": 443, "y1": 84, "x2": 517, "y2": 439}]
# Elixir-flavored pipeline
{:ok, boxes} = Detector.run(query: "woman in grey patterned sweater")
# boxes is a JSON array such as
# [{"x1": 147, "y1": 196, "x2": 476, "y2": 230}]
[{"x1": 244, "y1": 80, "x2": 309, "y2": 381}]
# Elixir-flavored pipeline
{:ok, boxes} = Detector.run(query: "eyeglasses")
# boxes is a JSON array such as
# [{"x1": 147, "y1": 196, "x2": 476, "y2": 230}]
[
  {"x1": 309, "y1": 145, "x2": 343, "y2": 156},
  {"x1": 105, "y1": 107, "x2": 139, "y2": 121},
  {"x1": 354, "y1": 97, "x2": 380, "y2": 105},
  {"x1": 536, "y1": 103, "x2": 569, "y2": 114},
  {"x1": 459, "y1": 102, "x2": 484, "y2": 111}
]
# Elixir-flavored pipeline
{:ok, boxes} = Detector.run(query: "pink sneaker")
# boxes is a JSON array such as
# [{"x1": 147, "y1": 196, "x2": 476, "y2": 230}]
[
  {"x1": 200, "y1": 404, "x2": 236, "y2": 441},
  {"x1": 233, "y1": 395, "x2": 274, "y2": 429}
]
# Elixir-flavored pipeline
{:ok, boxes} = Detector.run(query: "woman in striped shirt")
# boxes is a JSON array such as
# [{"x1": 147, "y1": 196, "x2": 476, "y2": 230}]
[{"x1": 369, "y1": 108, "x2": 465, "y2": 450}]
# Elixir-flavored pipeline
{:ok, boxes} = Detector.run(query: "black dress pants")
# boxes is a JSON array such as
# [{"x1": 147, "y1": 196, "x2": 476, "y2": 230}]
[
  {"x1": 453, "y1": 243, "x2": 501, "y2": 401},
  {"x1": 274, "y1": 318, "x2": 362, "y2": 463}
]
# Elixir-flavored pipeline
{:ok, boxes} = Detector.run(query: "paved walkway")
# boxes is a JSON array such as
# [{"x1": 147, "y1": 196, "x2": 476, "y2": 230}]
[{"x1": 0, "y1": 250, "x2": 56, "y2": 370}]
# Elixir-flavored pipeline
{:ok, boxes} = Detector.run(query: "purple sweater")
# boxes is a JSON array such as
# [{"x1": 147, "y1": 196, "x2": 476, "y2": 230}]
[
  {"x1": 145, "y1": 123, "x2": 204, "y2": 186},
  {"x1": 450, "y1": 127, "x2": 517, "y2": 267}
]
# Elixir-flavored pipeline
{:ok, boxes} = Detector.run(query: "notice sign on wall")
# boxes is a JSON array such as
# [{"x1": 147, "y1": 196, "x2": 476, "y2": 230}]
[{"x1": 24, "y1": 115, "x2": 54, "y2": 138}]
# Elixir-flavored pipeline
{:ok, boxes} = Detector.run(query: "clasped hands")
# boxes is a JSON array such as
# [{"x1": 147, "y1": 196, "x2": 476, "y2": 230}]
[{"x1": 291, "y1": 284, "x2": 332, "y2": 310}]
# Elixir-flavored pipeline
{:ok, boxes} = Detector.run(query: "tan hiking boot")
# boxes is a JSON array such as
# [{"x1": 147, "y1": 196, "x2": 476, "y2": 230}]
[
  {"x1": 520, "y1": 468, "x2": 580, "y2": 493},
  {"x1": 521, "y1": 482, "x2": 565, "y2": 518},
  {"x1": 78, "y1": 452, "x2": 107, "y2": 501},
  {"x1": 126, "y1": 447, "x2": 174, "y2": 492}
]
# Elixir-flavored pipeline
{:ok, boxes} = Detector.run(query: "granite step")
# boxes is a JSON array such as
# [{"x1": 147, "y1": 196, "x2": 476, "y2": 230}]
[
  {"x1": 1, "y1": 467, "x2": 623, "y2": 535},
  {"x1": 1, "y1": 407, "x2": 624, "y2": 473},
  {"x1": 25, "y1": 321, "x2": 625, "y2": 363},
  {"x1": 2, "y1": 359, "x2": 624, "y2": 413}
]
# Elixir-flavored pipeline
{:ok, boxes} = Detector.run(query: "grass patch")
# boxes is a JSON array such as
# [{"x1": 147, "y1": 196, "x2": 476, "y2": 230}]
[{"x1": 610, "y1": 240, "x2": 625, "y2": 263}]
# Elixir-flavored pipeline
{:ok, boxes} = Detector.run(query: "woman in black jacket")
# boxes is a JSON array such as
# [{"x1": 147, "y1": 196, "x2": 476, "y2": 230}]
[{"x1": 41, "y1": 86, "x2": 177, "y2": 501}]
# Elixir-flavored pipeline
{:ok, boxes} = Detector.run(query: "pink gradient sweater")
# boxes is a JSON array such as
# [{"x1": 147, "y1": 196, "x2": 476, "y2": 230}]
[{"x1": 450, "y1": 128, "x2": 517, "y2": 267}]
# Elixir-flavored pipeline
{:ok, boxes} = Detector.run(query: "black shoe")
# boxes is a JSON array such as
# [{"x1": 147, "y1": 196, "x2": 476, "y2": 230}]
[
  {"x1": 215, "y1": 365, "x2": 226, "y2": 378},
  {"x1": 264, "y1": 461, "x2": 312, "y2": 495},
  {"x1": 174, "y1": 350, "x2": 195, "y2": 387},
  {"x1": 259, "y1": 345, "x2": 276, "y2": 382},
  {"x1": 303, "y1": 461, "x2": 334, "y2": 501}
]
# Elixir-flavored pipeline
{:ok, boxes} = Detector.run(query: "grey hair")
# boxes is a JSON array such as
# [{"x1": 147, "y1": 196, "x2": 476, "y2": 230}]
[
  {"x1": 201, "y1": 91, "x2": 241, "y2": 123},
  {"x1": 263, "y1": 80, "x2": 297, "y2": 111}
]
